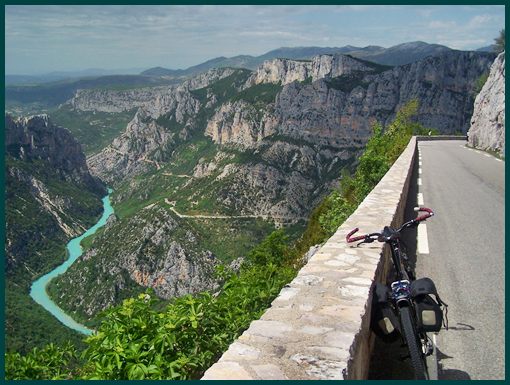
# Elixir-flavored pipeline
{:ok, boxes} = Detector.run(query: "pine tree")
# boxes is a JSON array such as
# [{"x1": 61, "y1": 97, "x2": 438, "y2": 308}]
[{"x1": 494, "y1": 29, "x2": 505, "y2": 53}]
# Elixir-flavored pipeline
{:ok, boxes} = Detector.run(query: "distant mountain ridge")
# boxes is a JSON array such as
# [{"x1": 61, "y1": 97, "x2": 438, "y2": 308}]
[
  {"x1": 141, "y1": 41, "x2": 454, "y2": 77},
  {"x1": 5, "y1": 68, "x2": 147, "y2": 85}
]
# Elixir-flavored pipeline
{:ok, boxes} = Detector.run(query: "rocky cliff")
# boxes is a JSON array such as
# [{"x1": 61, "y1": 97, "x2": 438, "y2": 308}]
[
  {"x1": 50, "y1": 204, "x2": 219, "y2": 319},
  {"x1": 207, "y1": 51, "x2": 494, "y2": 150},
  {"x1": 246, "y1": 54, "x2": 385, "y2": 86},
  {"x1": 80, "y1": 51, "x2": 494, "y2": 220},
  {"x1": 468, "y1": 52, "x2": 505, "y2": 155},
  {"x1": 5, "y1": 114, "x2": 106, "y2": 278},
  {"x1": 68, "y1": 68, "x2": 237, "y2": 116},
  {"x1": 5, "y1": 114, "x2": 107, "y2": 353}
]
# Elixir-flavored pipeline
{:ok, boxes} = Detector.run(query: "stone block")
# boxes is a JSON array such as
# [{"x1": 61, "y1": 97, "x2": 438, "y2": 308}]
[
  {"x1": 201, "y1": 361, "x2": 253, "y2": 380},
  {"x1": 251, "y1": 364, "x2": 288, "y2": 380},
  {"x1": 248, "y1": 320, "x2": 292, "y2": 338}
]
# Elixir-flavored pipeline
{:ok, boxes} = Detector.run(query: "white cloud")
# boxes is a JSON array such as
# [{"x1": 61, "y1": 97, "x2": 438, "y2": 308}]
[{"x1": 468, "y1": 14, "x2": 498, "y2": 28}]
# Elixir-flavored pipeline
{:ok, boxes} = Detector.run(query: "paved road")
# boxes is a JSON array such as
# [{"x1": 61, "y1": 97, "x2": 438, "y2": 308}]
[{"x1": 417, "y1": 140, "x2": 505, "y2": 380}]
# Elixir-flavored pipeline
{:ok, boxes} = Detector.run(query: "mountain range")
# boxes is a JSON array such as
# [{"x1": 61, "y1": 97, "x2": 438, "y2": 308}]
[{"x1": 7, "y1": 41, "x2": 492, "y2": 86}]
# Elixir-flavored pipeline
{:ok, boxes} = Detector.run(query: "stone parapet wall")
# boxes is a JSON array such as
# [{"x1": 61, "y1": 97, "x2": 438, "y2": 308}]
[
  {"x1": 416, "y1": 135, "x2": 467, "y2": 141},
  {"x1": 202, "y1": 137, "x2": 418, "y2": 380}
]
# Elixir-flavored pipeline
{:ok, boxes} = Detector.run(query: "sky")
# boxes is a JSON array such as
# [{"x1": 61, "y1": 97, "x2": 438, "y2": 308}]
[{"x1": 5, "y1": 5, "x2": 505, "y2": 75}]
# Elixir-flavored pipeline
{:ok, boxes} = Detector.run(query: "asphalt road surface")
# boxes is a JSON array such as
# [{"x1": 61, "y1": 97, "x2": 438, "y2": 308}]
[
  {"x1": 416, "y1": 140, "x2": 505, "y2": 380},
  {"x1": 369, "y1": 140, "x2": 504, "y2": 380}
]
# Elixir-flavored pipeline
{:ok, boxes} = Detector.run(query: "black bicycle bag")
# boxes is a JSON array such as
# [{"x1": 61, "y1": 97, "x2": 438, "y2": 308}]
[
  {"x1": 370, "y1": 282, "x2": 400, "y2": 342},
  {"x1": 410, "y1": 277, "x2": 448, "y2": 332}
]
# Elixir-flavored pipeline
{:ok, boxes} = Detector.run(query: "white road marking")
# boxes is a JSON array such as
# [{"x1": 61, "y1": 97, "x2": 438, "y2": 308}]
[
  {"x1": 419, "y1": 161, "x2": 422, "y2": 166},
  {"x1": 418, "y1": 178, "x2": 422, "y2": 186},
  {"x1": 495, "y1": 158, "x2": 503, "y2": 162},
  {"x1": 418, "y1": 193, "x2": 424, "y2": 206},
  {"x1": 418, "y1": 223, "x2": 430, "y2": 254},
  {"x1": 419, "y1": 168, "x2": 422, "y2": 175},
  {"x1": 484, "y1": 154, "x2": 491, "y2": 158},
  {"x1": 427, "y1": 333, "x2": 439, "y2": 380}
]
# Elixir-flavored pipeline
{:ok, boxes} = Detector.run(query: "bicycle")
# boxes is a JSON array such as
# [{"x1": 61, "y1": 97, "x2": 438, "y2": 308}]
[{"x1": 346, "y1": 207, "x2": 447, "y2": 380}]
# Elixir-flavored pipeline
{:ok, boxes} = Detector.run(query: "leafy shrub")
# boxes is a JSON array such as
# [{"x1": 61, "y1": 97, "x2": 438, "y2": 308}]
[
  {"x1": 5, "y1": 343, "x2": 80, "y2": 380},
  {"x1": 474, "y1": 72, "x2": 489, "y2": 94}
]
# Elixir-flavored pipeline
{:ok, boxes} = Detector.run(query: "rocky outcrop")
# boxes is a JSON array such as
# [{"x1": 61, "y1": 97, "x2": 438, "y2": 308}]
[
  {"x1": 87, "y1": 108, "x2": 177, "y2": 183},
  {"x1": 468, "y1": 52, "x2": 505, "y2": 155},
  {"x1": 51, "y1": 204, "x2": 219, "y2": 318},
  {"x1": 5, "y1": 114, "x2": 105, "y2": 193},
  {"x1": 68, "y1": 68, "x2": 236, "y2": 117},
  {"x1": 207, "y1": 51, "x2": 495, "y2": 153},
  {"x1": 247, "y1": 54, "x2": 378, "y2": 86},
  {"x1": 205, "y1": 101, "x2": 277, "y2": 147}
]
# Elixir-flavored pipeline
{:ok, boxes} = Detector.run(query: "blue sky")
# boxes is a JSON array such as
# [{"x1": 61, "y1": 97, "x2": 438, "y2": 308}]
[{"x1": 5, "y1": 5, "x2": 505, "y2": 75}]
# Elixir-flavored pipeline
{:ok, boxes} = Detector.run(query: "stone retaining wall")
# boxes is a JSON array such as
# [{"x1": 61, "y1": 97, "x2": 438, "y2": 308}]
[{"x1": 202, "y1": 136, "x2": 418, "y2": 380}]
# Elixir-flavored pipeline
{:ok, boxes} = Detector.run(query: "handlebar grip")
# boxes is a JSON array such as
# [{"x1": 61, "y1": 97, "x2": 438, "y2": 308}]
[
  {"x1": 414, "y1": 207, "x2": 434, "y2": 222},
  {"x1": 346, "y1": 227, "x2": 366, "y2": 243},
  {"x1": 347, "y1": 227, "x2": 359, "y2": 238},
  {"x1": 349, "y1": 235, "x2": 366, "y2": 243}
]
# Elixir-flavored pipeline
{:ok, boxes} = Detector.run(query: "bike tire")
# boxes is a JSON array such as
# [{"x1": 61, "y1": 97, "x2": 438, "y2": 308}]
[{"x1": 400, "y1": 306, "x2": 428, "y2": 380}]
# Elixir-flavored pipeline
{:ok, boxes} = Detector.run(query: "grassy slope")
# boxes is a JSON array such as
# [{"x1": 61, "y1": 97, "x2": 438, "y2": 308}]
[{"x1": 49, "y1": 105, "x2": 137, "y2": 155}]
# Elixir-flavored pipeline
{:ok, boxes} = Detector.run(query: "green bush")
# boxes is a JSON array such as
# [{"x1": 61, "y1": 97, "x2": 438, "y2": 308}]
[
  {"x1": 5, "y1": 343, "x2": 80, "y2": 380},
  {"x1": 474, "y1": 72, "x2": 489, "y2": 94}
]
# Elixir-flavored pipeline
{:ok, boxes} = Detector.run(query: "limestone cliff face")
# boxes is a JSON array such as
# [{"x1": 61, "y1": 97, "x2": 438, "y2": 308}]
[
  {"x1": 207, "y1": 51, "x2": 495, "y2": 152},
  {"x1": 205, "y1": 101, "x2": 277, "y2": 147},
  {"x1": 468, "y1": 52, "x2": 505, "y2": 155},
  {"x1": 68, "y1": 68, "x2": 235, "y2": 117},
  {"x1": 87, "y1": 108, "x2": 177, "y2": 183},
  {"x1": 5, "y1": 114, "x2": 105, "y2": 279},
  {"x1": 247, "y1": 54, "x2": 377, "y2": 86},
  {"x1": 6, "y1": 115, "x2": 104, "y2": 192}
]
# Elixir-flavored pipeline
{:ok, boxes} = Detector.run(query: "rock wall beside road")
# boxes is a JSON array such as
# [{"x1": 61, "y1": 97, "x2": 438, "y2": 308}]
[{"x1": 468, "y1": 52, "x2": 505, "y2": 156}]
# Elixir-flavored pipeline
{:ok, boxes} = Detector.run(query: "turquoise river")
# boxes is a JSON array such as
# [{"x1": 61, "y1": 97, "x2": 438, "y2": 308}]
[{"x1": 30, "y1": 189, "x2": 114, "y2": 335}]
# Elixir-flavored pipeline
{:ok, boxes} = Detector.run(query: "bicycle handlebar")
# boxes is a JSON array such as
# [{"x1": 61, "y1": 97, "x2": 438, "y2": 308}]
[{"x1": 346, "y1": 207, "x2": 434, "y2": 244}]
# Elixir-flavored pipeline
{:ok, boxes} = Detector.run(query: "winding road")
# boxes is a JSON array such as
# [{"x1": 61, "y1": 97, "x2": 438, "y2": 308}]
[{"x1": 417, "y1": 140, "x2": 505, "y2": 380}]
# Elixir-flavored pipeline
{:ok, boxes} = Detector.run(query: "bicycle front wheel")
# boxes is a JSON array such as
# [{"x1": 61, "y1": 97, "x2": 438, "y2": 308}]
[{"x1": 400, "y1": 306, "x2": 428, "y2": 380}]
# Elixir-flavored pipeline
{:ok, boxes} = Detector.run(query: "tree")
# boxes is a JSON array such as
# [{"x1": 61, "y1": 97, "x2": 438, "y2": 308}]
[{"x1": 494, "y1": 29, "x2": 505, "y2": 53}]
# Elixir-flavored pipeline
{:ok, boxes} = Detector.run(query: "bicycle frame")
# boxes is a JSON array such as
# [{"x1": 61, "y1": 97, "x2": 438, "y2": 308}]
[{"x1": 346, "y1": 207, "x2": 436, "y2": 379}]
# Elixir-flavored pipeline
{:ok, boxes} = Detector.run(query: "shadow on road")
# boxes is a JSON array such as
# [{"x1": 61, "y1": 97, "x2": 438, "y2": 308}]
[{"x1": 436, "y1": 347, "x2": 472, "y2": 380}]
